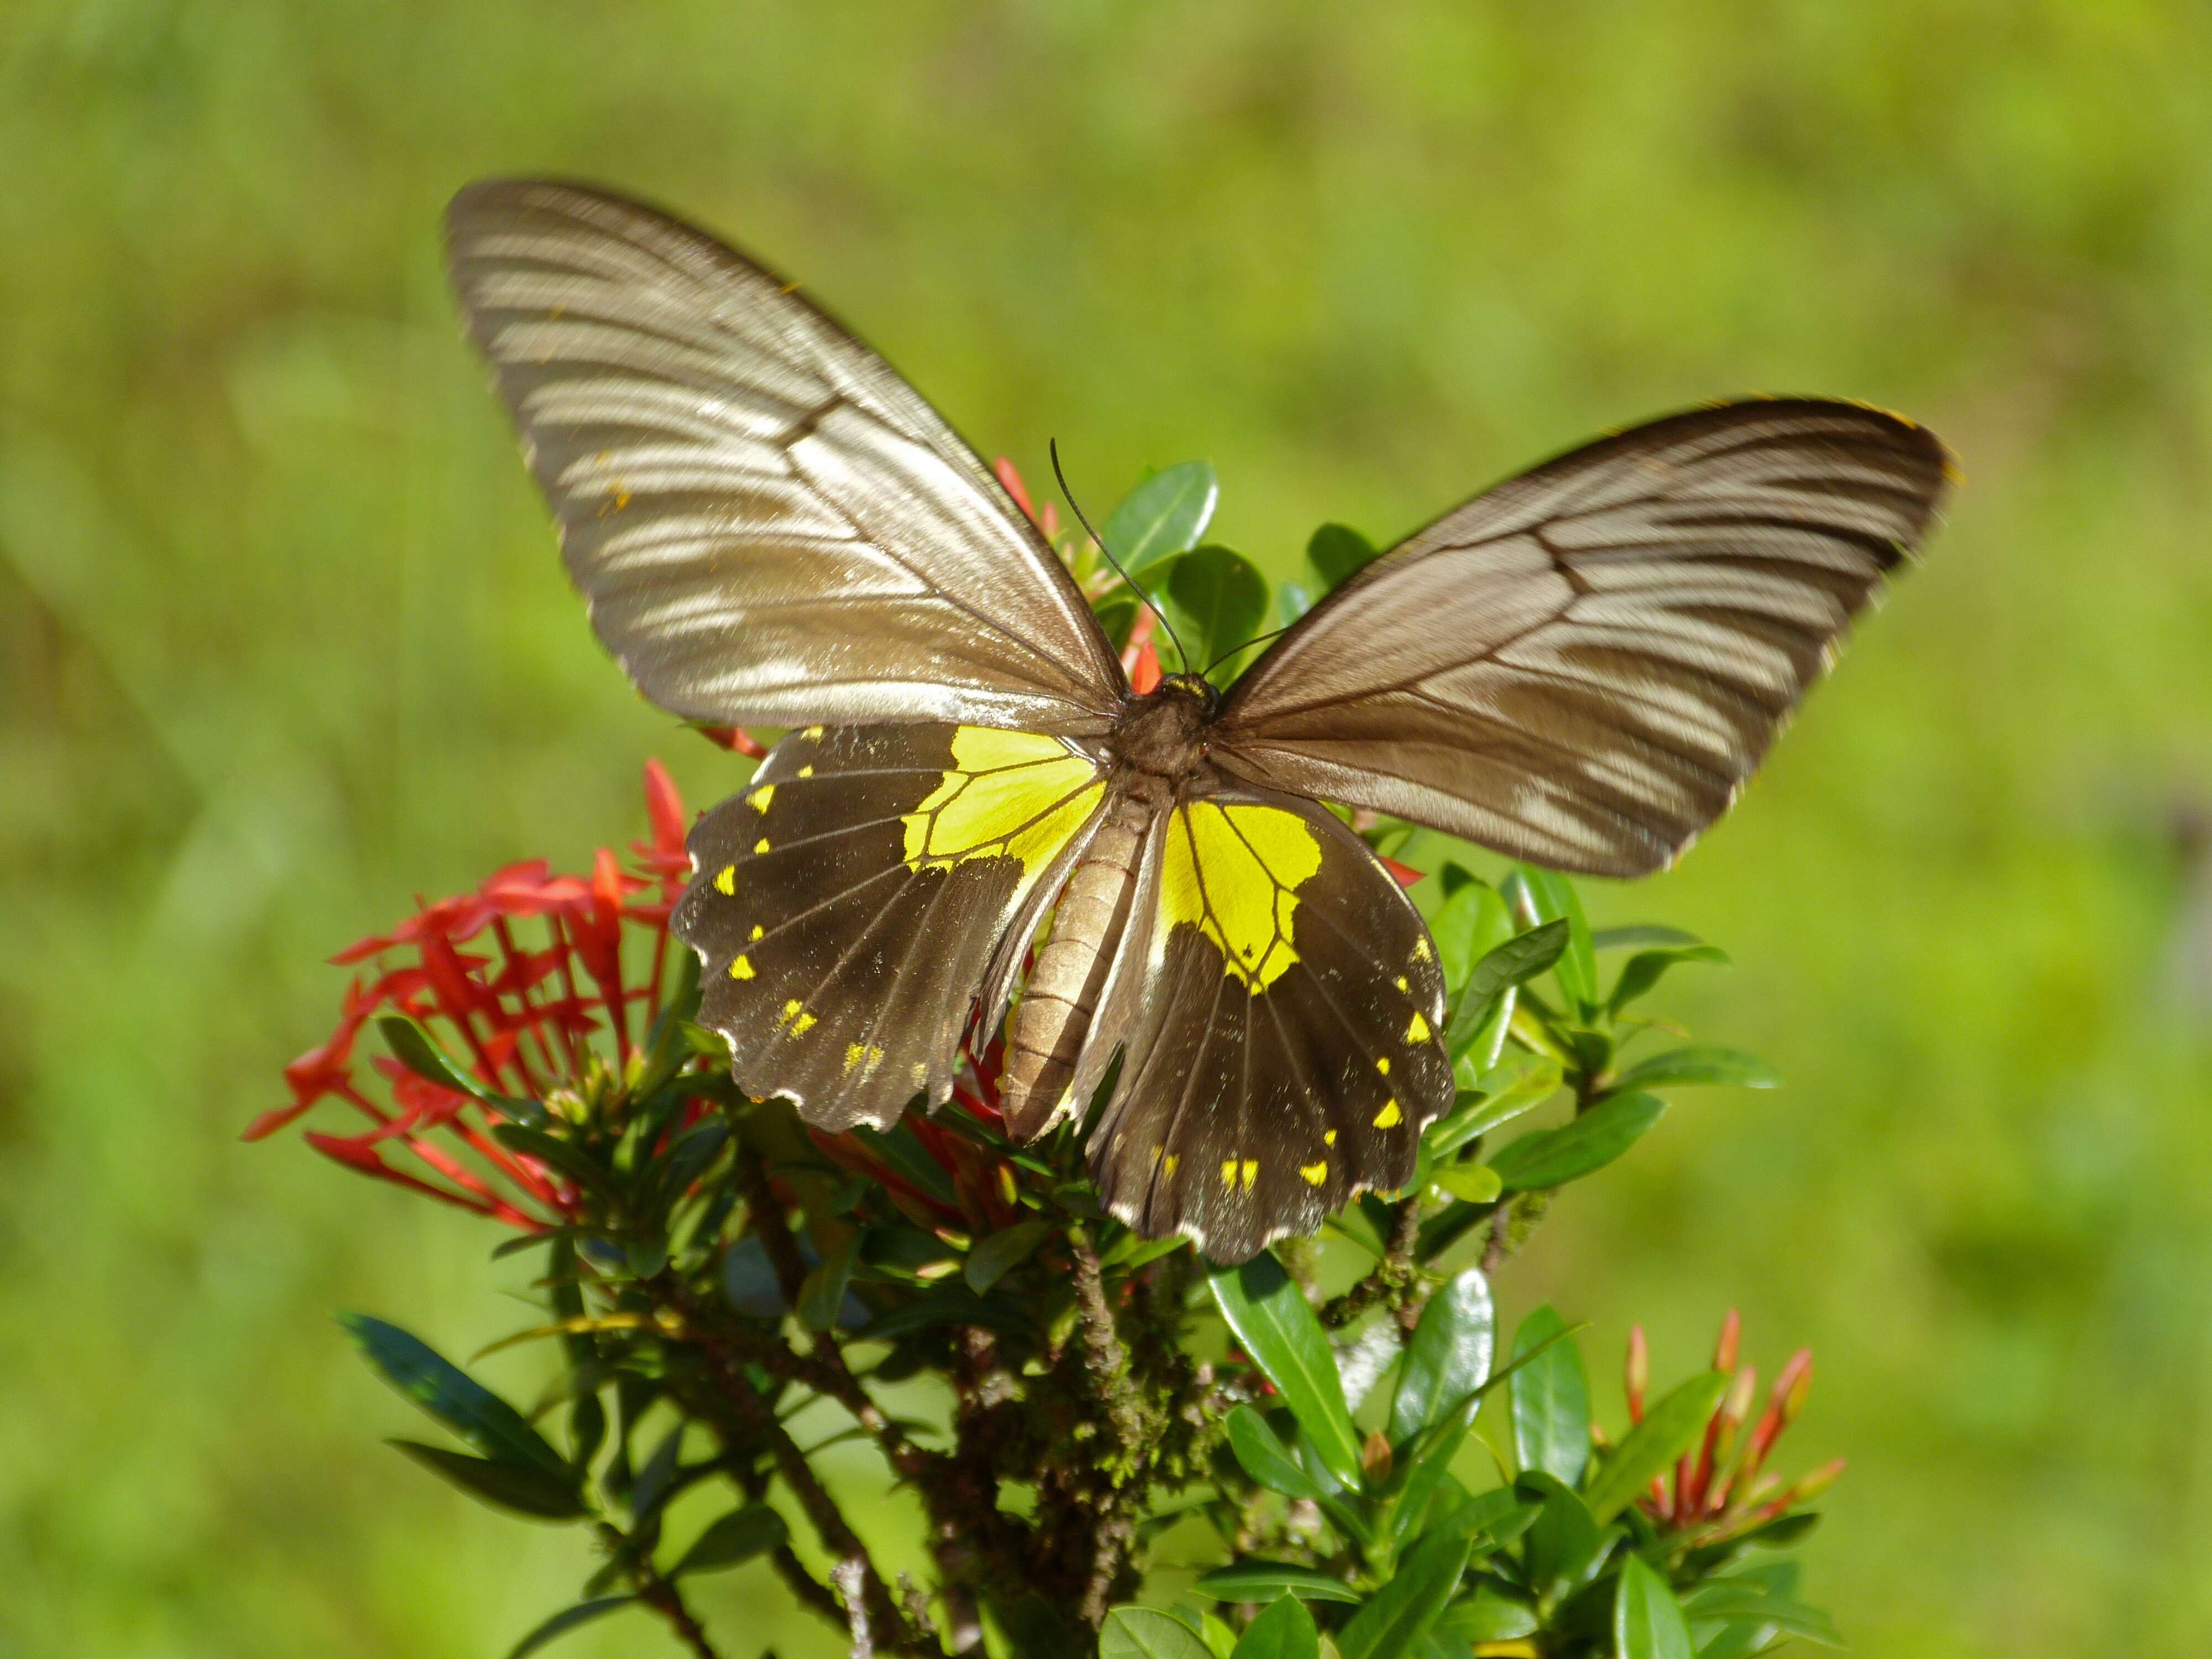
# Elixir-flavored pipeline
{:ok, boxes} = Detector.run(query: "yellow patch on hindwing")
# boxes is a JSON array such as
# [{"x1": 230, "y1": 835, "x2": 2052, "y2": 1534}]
[
  {"x1": 1406, "y1": 1011, "x2": 1432, "y2": 1044},
  {"x1": 747, "y1": 784, "x2": 775, "y2": 812},
  {"x1": 728, "y1": 955, "x2": 754, "y2": 980},
  {"x1": 901, "y1": 727, "x2": 1101, "y2": 878},
  {"x1": 713, "y1": 865, "x2": 735, "y2": 895},
  {"x1": 1374, "y1": 1098, "x2": 1402, "y2": 1129},
  {"x1": 1300, "y1": 1162, "x2": 1328, "y2": 1186},
  {"x1": 1160, "y1": 801, "x2": 1324, "y2": 993}
]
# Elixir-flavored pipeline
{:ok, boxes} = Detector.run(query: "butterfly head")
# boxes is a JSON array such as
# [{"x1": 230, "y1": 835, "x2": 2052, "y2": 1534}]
[{"x1": 1110, "y1": 671, "x2": 1219, "y2": 788}]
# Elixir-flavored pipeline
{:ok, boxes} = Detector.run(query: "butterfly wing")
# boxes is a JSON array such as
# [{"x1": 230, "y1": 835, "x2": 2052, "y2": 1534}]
[
  {"x1": 674, "y1": 723, "x2": 1108, "y2": 1130},
  {"x1": 446, "y1": 179, "x2": 1125, "y2": 736},
  {"x1": 1085, "y1": 786, "x2": 1453, "y2": 1264},
  {"x1": 1212, "y1": 400, "x2": 1952, "y2": 876}
]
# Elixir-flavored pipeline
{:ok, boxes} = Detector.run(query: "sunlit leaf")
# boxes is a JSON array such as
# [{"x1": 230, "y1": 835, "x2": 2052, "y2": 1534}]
[
  {"x1": 1504, "y1": 867, "x2": 1598, "y2": 1013},
  {"x1": 1225, "y1": 1404, "x2": 1321, "y2": 1500},
  {"x1": 1606, "y1": 944, "x2": 1729, "y2": 1016},
  {"x1": 1609, "y1": 1047, "x2": 1780, "y2": 1092},
  {"x1": 1166, "y1": 545, "x2": 1270, "y2": 675},
  {"x1": 1446, "y1": 921, "x2": 1568, "y2": 1060},
  {"x1": 1584, "y1": 1369, "x2": 1728, "y2": 1522},
  {"x1": 1194, "y1": 1560, "x2": 1363, "y2": 1606},
  {"x1": 1508, "y1": 1306, "x2": 1590, "y2": 1487},
  {"x1": 1211, "y1": 1254, "x2": 1365, "y2": 1488},
  {"x1": 1334, "y1": 1527, "x2": 1472, "y2": 1659},
  {"x1": 1102, "y1": 1606, "x2": 1216, "y2": 1659},
  {"x1": 1614, "y1": 1555, "x2": 1693, "y2": 1659},
  {"x1": 342, "y1": 1314, "x2": 571, "y2": 1478},
  {"x1": 1488, "y1": 1092, "x2": 1666, "y2": 1193},
  {"x1": 1389, "y1": 1267, "x2": 1494, "y2": 1443},
  {"x1": 1104, "y1": 461, "x2": 1219, "y2": 575},
  {"x1": 1233, "y1": 1596, "x2": 1321, "y2": 1659}
]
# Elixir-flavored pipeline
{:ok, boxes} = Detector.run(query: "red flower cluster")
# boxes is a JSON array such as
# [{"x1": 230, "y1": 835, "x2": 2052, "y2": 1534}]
[
  {"x1": 1625, "y1": 1311, "x2": 1844, "y2": 1542},
  {"x1": 249, "y1": 761, "x2": 700, "y2": 1229}
]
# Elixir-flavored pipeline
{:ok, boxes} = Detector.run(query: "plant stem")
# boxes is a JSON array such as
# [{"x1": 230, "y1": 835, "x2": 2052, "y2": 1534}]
[{"x1": 1068, "y1": 1223, "x2": 1152, "y2": 1455}]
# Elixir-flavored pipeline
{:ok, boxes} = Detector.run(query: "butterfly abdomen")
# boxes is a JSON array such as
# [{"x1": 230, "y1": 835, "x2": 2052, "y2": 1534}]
[{"x1": 998, "y1": 791, "x2": 1152, "y2": 1140}]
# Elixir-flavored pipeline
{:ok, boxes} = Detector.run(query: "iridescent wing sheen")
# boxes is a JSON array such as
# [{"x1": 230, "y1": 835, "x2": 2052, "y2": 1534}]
[
  {"x1": 446, "y1": 179, "x2": 1125, "y2": 737},
  {"x1": 674, "y1": 723, "x2": 1107, "y2": 1130},
  {"x1": 1086, "y1": 785, "x2": 1453, "y2": 1264},
  {"x1": 1213, "y1": 400, "x2": 1952, "y2": 877}
]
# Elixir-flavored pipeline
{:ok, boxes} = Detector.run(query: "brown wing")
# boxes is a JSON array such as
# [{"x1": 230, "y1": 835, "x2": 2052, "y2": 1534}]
[
  {"x1": 1212, "y1": 400, "x2": 1952, "y2": 876},
  {"x1": 447, "y1": 179, "x2": 1125, "y2": 737},
  {"x1": 1085, "y1": 786, "x2": 1453, "y2": 1264}
]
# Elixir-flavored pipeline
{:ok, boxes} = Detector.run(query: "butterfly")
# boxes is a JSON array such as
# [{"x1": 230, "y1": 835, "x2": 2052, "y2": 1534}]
[{"x1": 446, "y1": 178, "x2": 1950, "y2": 1264}]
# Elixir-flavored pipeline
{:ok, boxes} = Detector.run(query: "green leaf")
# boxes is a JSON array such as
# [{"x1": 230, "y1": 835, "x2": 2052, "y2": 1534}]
[
  {"x1": 342, "y1": 1315, "x2": 571, "y2": 1478},
  {"x1": 489, "y1": 1122, "x2": 620, "y2": 1203},
  {"x1": 1606, "y1": 945, "x2": 1729, "y2": 1016},
  {"x1": 1445, "y1": 921, "x2": 1568, "y2": 1060},
  {"x1": 1428, "y1": 1164, "x2": 1501, "y2": 1204},
  {"x1": 1425, "y1": 1057, "x2": 1563, "y2": 1160},
  {"x1": 1680, "y1": 1582, "x2": 1844, "y2": 1646},
  {"x1": 1591, "y1": 925, "x2": 1704, "y2": 952},
  {"x1": 844, "y1": 1122, "x2": 960, "y2": 1204},
  {"x1": 1508, "y1": 1306, "x2": 1590, "y2": 1487},
  {"x1": 1428, "y1": 878, "x2": 1512, "y2": 992},
  {"x1": 1504, "y1": 867, "x2": 1597, "y2": 1012},
  {"x1": 505, "y1": 1597, "x2": 638, "y2": 1659},
  {"x1": 1194, "y1": 1561, "x2": 1363, "y2": 1607},
  {"x1": 1233, "y1": 1596, "x2": 1320, "y2": 1659},
  {"x1": 1516, "y1": 1472, "x2": 1613, "y2": 1600},
  {"x1": 1306, "y1": 522, "x2": 1379, "y2": 591},
  {"x1": 1433, "y1": 1587, "x2": 1538, "y2": 1642},
  {"x1": 965, "y1": 1218, "x2": 1054, "y2": 1293},
  {"x1": 1101, "y1": 1606, "x2": 1216, "y2": 1659},
  {"x1": 1614, "y1": 1555, "x2": 1694, "y2": 1659},
  {"x1": 390, "y1": 1441, "x2": 587, "y2": 1520},
  {"x1": 1488, "y1": 1092, "x2": 1666, "y2": 1193},
  {"x1": 1104, "y1": 461, "x2": 1219, "y2": 576},
  {"x1": 1165, "y1": 545, "x2": 1269, "y2": 674},
  {"x1": 1211, "y1": 1254, "x2": 1365, "y2": 1489},
  {"x1": 798, "y1": 1232, "x2": 861, "y2": 1333},
  {"x1": 1334, "y1": 1526, "x2": 1472, "y2": 1659},
  {"x1": 1225, "y1": 1404, "x2": 1321, "y2": 1499},
  {"x1": 671, "y1": 1504, "x2": 788, "y2": 1575},
  {"x1": 1390, "y1": 1267, "x2": 1494, "y2": 1443},
  {"x1": 1584, "y1": 1369, "x2": 1729, "y2": 1523},
  {"x1": 1609, "y1": 1047, "x2": 1781, "y2": 1092}
]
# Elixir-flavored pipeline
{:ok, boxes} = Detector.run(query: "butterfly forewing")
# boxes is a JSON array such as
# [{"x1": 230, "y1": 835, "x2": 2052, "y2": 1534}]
[
  {"x1": 446, "y1": 179, "x2": 1125, "y2": 737},
  {"x1": 1089, "y1": 790, "x2": 1452, "y2": 1264},
  {"x1": 675, "y1": 723, "x2": 1107, "y2": 1130},
  {"x1": 1214, "y1": 400, "x2": 1951, "y2": 876}
]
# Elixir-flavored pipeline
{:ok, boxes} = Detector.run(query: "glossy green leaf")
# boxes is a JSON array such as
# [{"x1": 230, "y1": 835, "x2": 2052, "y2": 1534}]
[
  {"x1": 1590, "y1": 925, "x2": 1704, "y2": 951},
  {"x1": 390, "y1": 1441, "x2": 586, "y2": 1520},
  {"x1": 1211, "y1": 1254, "x2": 1364, "y2": 1488},
  {"x1": 1102, "y1": 1606, "x2": 1216, "y2": 1659},
  {"x1": 1615, "y1": 1555, "x2": 1694, "y2": 1659},
  {"x1": 342, "y1": 1315, "x2": 571, "y2": 1478},
  {"x1": 505, "y1": 1596, "x2": 638, "y2": 1659},
  {"x1": 1433, "y1": 1587, "x2": 1538, "y2": 1642},
  {"x1": 490, "y1": 1123, "x2": 620, "y2": 1203},
  {"x1": 1505, "y1": 866, "x2": 1598, "y2": 1011},
  {"x1": 1104, "y1": 461, "x2": 1219, "y2": 575},
  {"x1": 1584, "y1": 1369, "x2": 1729, "y2": 1522},
  {"x1": 1430, "y1": 879, "x2": 1513, "y2": 992},
  {"x1": 1680, "y1": 1582, "x2": 1844, "y2": 1646},
  {"x1": 1488, "y1": 1092, "x2": 1666, "y2": 1193},
  {"x1": 1335, "y1": 1526, "x2": 1473, "y2": 1659},
  {"x1": 1276, "y1": 580, "x2": 1314, "y2": 625},
  {"x1": 1305, "y1": 522, "x2": 1379, "y2": 591},
  {"x1": 1166, "y1": 545, "x2": 1270, "y2": 674},
  {"x1": 1445, "y1": 921, "x2": 1568, "y2": 1060},
  {"x1": 1225, "y1": 1404, "x2": 1321, "y2": 1500},
  {"x1": 671, "y1": 1503, "x2": 788, "y2": 1575},
  {"x1": 1427, "y1": 1163, "x2": 1502, "y2": 1204},
  {"x1": 797, "y1": 1232, "x2": 860, "y2": 1333},
  {"x1": 1606, "y1": 945, "x2": 1729, "y2": 1015},
  {"x1": 1390, "y1": 1267, "x2": 1494, "y2": 1442},
  {"x1": 1516, "y1": 1472, "x2": 1613, "y2": 1600},
  {"x1": 1425, "y1": 1056, "x2": 1562, "y2": 1159},
  {"x1": 1508, "y1": 1306, "x2": 1590, "y2": 1486},
  {"x1": 1194, "y1": 1560, "x2": 1364, "y2": 1606},
  {"x1": 1609, "y1": 1047, "x2": 1780, "y2": 1092},
  {"x1": 965, "y1": 1218, "x2": 1054, "y2": 1293},
  {"x1": 1233, "y1": 1596, "x2": 1321, "y2": 1659}
]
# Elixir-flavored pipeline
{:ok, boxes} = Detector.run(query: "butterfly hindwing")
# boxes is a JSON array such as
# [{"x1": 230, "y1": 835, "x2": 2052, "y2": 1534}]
[
  {"x1": 1088, "y1": 789, "x2": 1452, "y2": 1264},
  {"x1": 675, "y1": 723, "x2": 1106, "y2": 1130}
]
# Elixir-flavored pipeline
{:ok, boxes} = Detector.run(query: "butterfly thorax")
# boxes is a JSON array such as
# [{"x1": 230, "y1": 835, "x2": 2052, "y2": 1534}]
[{"x1": 1104, "y1": 672, "x2": 1217, "y2": 802}]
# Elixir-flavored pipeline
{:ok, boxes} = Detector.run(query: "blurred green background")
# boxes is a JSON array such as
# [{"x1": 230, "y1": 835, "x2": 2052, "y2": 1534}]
[{"x1": 6, "y1": 2, "x2": 2212, "y2": 1654}]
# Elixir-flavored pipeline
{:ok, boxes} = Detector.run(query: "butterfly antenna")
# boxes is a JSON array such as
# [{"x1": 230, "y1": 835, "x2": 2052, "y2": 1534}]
[
  {"x1": 1050, "y1": 438, "x2": 1191, "y2": 673},
  {"x1": 1200, "y1": 623, "x2": 1296, "y2": 680}
]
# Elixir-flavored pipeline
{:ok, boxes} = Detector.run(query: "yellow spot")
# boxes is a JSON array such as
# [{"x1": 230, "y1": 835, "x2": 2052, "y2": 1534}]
[
  {"x1": 1374, "y1": 1098, "x2": 1402, "y2": 1129},
  {"x1": 802, "y1": 725, "x2": 824, "y2": 740},
  {"x1": 749, "y1": 924, "x2": 764, "y2": 941},
  {"x1": 1241, "y1": 1160, "x2": 1259, "y2": 1190},
  {"x1": 754, "y1": 838, "x2": 771, "y2": 855},
  {"x1": 748, "y1": 784, "x2": 775, "y2": 812},
  {"x1": 1221, "y1": 1160, "x2": 1239, "y2": 1190},
  {"x1": 902, "y1": 727, "x2": 1102, "y2": 880},
  {"x1": 1376, "y1": 1056, "x2": 1391, "y2": 1076},
  {"x1": 1394, "y1": 975, "x2": 1409, "y2": 992},
  {"x1": 1163, "y1": 1154, "x2": 1179, "y2": 1177},
  {"x1": 1407, "y1": 1011, "x2": 1432, "y2": 1044},
  {"x1": 713, "y1": 864, "x2": 735, "y2": 894},
  {"x1": 1149, "y1": 1144, "x2": 1164, "y2": 1167},
  {"x1": 792, "y1": 1011, "x2": 817, "y2": 1036},
  {"x1": 844, "y1": 1043, "x2": 867, "y2": 1074},
  {"x1": 1323, "y1": 1130, "x2": 1337, "y2": 1146},
  {"x1": 1300, "y1": 1162, "x2": 1328, "y2": 1187},
  {"x1": 779, "y1": 1000, "x2": 802, "y2": 1025},
  {"x1": 1160, "y1": 801, "x2": 1324, "y2": 993},
  {"x1": 797, "y1": 765, "x2": 815, "y2": 778},
  {"x1": 1412, "y1": 937, "x2": 1433, "y2": 963},
  {"x1": 728, "y1": 954, "x2": 754, "y2": 980},
  {"x1": 911, "y1": 1062, "x2": 929, "y2": 1087}
]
